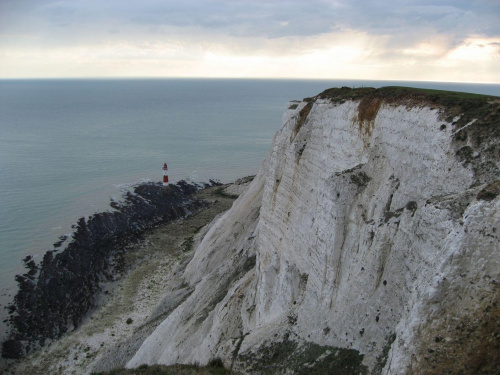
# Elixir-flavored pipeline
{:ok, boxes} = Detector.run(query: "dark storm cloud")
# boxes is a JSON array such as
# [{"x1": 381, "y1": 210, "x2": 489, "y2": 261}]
[{"x1": 0, "y1": 0, "x2": 498, "y2": 50}]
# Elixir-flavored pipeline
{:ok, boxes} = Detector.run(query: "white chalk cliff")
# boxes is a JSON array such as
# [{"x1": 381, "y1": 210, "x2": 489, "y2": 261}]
[{"x1": 127, "y1": 88, "x2": 500, "y2": 374}]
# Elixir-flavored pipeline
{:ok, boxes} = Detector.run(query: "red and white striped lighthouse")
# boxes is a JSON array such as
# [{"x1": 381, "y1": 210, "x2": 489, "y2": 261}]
[{"x1": 162, "y1": 163, "x2": 169, "y2": 186}]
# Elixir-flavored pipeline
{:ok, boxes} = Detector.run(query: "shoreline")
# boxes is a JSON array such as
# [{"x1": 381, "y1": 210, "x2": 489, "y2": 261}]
[
  {"x1": 3, "y1": 180, "x2": 213, "y2": 360},
  {"x1": 1, "y1": 178, "x2": 253, "y2": 374}
]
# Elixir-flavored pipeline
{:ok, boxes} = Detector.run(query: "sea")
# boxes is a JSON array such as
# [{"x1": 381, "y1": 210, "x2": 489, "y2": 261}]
[{"x1": 0, "y1": 78, "x2": 499, "y2": 338}]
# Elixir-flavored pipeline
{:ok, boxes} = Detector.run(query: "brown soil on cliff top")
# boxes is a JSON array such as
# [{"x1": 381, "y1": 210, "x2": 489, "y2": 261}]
[{"x1": 410, "y1": 291, "x2": 500, "y2": 375}]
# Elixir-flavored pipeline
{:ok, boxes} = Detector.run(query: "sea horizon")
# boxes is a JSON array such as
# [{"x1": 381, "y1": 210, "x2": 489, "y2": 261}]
[
  {"x1": 1, "y1": 78, "x2": 499, "y2": 340},
  {"x1": 2, "y1": 76, "x2": 500, "y2": 85}
]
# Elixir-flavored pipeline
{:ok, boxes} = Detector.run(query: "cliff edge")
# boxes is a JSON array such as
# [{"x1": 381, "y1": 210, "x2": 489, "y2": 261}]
[{"x1": 124, "y1": 87, "x2": 500, "y2": 374}]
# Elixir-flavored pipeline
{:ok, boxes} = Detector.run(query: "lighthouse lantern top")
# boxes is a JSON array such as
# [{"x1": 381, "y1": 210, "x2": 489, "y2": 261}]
[{"x1": 163, "y1": 163, "x2": 168, "y2": 170}]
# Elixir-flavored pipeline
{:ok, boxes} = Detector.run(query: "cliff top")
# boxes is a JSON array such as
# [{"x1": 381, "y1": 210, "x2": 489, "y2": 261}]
[
  {"x1": 302, "y1": 86, "x2": 500, "y2": 144},
  {"x1": 308, "y1": 86, "x2": 496, "y2": 118},
  {"x1": 312, "y1": 85, "x2": 498, "y2": 104}
]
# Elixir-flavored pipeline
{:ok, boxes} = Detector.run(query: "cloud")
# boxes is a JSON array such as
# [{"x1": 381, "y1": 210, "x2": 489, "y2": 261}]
[
  {"x1": 2, "y1": 0, "x2": 498, "y2": 41},
  {"x1": 0, "y1": 0, "x2": 498, "y2": 81}
]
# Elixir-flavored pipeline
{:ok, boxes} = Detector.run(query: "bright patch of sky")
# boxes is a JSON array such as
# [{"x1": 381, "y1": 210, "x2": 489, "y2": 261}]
[{"x1": 0, "y1": 0, "x2": 499, "y2": 82}]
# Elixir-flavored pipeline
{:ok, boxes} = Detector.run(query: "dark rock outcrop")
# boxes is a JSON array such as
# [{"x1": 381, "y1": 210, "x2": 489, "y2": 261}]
[{"x1": 2, "y1": 181, "x2": 215, "y2": 359}]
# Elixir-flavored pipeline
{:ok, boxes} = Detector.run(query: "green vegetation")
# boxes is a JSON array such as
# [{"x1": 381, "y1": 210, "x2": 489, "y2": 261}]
[
  {"x1": 181, "y1": 234, "x2": 195, "y2": 252},
  {"x1": 317, "y1": 85, "x2": 497, "y2": 104},
  {"x1": 391, "y1": 86, "x2": 492, "y2": 99},
  {"x1": 315, "y1": 86, "x2": 498, "y2": 122},
  {"x1": 375, "y1": 86, "x2": 497, "y2": 102},
  {"x1": 318, "y1": 86, "x2": 376, "y2": 102},
  {"x1": 477, "y1": 180, "x2": 500, "y2": 201},
  {"x1": 239, "y1": 337, "x2": 368, "y2": 375},
  {"x1": 373, "y1": 333, "x2": 396, "y2": 375},
  {"x1": 214, "y1": 187, "x2": 239, "y2": 199},
  {"x1": 91, "y1": 362, "x2": 233, "y2": 375}
]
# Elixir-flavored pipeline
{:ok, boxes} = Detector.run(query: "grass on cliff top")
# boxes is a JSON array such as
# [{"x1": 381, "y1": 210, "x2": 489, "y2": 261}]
[
  {"x1": 91, "y1": 362, "x2": 233, "y2": 375},
  {"x1": 315, "y1": 86, "x2": 497, "y2": 112},
  {"x1": 390, "y1": 86, "x2": 492, "y2": 99}
]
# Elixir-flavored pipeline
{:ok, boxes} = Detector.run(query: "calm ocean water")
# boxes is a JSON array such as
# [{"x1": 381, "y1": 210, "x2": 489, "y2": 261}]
[{"x1": 0, "y1": 78, "x2": 499, "y2": 336}]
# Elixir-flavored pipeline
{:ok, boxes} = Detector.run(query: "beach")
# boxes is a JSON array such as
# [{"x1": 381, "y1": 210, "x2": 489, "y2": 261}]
[{"x1": 2, "y1": 178, "x2": 252, "y2": 375}]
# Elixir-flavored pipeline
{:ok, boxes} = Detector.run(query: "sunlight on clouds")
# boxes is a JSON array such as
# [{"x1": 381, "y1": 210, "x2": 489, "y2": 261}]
[
  {"x1": 0, "y1": 30, "x2": 382, "y2": 79},
  {"x1": 402, "y1": 42, "x2": 445, "y2": 57},
  {"x1": 445, "y1": 38, "x2": 499, "y2": 62},
  {"x1": 419, "y1": 37, "x2": 500, "y2": 82},
  {"x1": 0, "y1": 31, "x2": 498, "y2": 82},
  {"x1": 95, "y1": 41, "x2": 193, "y2": 60},
  {"x1": 200, "y1": 33, "x2": 375, "y2": 78}
]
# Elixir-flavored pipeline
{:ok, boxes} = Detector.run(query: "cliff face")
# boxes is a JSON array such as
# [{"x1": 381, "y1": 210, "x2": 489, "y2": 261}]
[{"x1": 127, "y1": 87, "x2": 500, "y2": 374}]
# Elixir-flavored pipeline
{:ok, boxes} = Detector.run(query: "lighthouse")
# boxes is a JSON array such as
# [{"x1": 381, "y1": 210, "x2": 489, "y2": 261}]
[
  {"x1": 162, "y1": 163, "x2": 169, "y2": 186},
  {"x1": 161, "y1": 162, "x2": 173, "y2": 196}
]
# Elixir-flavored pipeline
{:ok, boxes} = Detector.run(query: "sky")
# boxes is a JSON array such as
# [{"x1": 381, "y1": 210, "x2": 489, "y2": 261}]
[{"x1": 0, "y1": 0, "x2": 499, "y2": 82}]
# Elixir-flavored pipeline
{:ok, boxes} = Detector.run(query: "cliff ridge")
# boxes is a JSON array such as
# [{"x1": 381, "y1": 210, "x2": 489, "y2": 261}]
[{"x1": 119, "y1": 87, "x2": 500, "y2": 374}]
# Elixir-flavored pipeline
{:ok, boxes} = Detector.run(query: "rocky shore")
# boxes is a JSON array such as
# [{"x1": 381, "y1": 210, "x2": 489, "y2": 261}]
[
  {"x1": 1, "y1": 180, "x2": 221, "y2": 360},
  {"x1": 1, "y1": 179, "x2": 252, "y2": 375}
]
